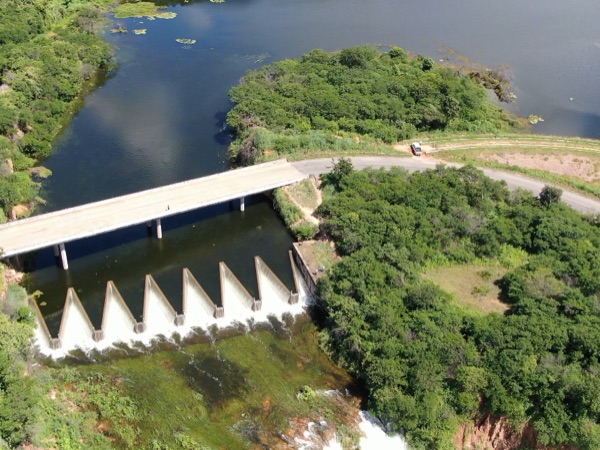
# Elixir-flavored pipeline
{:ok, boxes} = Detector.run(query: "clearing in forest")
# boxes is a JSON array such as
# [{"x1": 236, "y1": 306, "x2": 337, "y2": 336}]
[{"x1": 423, "y1": 264, "x2": 509, "y2": 315}]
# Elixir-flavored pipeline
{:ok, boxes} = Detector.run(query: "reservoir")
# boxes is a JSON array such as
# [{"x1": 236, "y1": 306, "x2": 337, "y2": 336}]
[{"x1": 26, "y1": 0, "x2": 600, "y2": 325}]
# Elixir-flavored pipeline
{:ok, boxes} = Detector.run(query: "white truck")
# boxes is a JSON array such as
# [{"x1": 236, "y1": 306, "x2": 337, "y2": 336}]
[{"x1": 410, "y1": 142, "x2": 422, "y2": 156}]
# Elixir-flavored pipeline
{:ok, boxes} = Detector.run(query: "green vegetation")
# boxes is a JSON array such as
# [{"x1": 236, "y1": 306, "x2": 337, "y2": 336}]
[
  {"x1": 273, "y1": 188, "x2": 319, "y2": 240},
  {"x1": 291, "y1": 220, "x2": 319, "y2": 241},
  {"x1": 231, "y1": 127, "x2": 399, "y2": 165},
  {"x1": 0, "y1": 269, "x2": 37, "y2": 448},
  {"x1": 273, "y1": 188, "x2": 303, "y2": 225},
  {"x1": 227, "y1": 45, "x2": 521, "y2": 164},
  {"x1": 423, "y1": 264, "x2": 509, "y2": 316},
  {"x1": 0, "y1": 273, "x2": 355, "y2": 450},
  {"x1": 35, "y1": 318, "x2": 351, "y2": 449},
  {"x1": 0, "y1": 0, "x2": 114, "y2": 217},
  {"x1": 287, "y1": 179, "x2": 319, "y2": 210},
  {"x1": 316, "y1": 163, "x2": 600, "y2": 449},
  {"x1": 113, "y1": 2, "x2": 177, "y2": 19}
]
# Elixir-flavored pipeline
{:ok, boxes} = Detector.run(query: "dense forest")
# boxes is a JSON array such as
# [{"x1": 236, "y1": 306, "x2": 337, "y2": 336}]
[
  {"x1": 0, "y1": 0, "x2": 113, "y2": 220},
  {"x1": 316, "y1": 162, "x2": 600, "y2": 449},
  {"x1": 227, "y1": 46, "x2": 521, "y2": 164},
  {"x1": 0, "y1": 1, "x2": 116, "y2": 446}
]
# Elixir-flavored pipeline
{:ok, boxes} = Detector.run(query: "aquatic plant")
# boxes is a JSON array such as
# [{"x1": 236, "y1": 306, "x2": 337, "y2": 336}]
[
  {"x1": 114, "y1": 2, "x2": 177, "y2": 19},
  {"x1": 244, "y1": 52, "x2": 270, "y2": 63},
  {"x1": 114, "y1": 2, "x2": 161, "y2": 18},
  {"x1": 133, "y1": 29, "x2": 147, "y2": 35},
  {"x1": 156, "y1": 12, "x2": 177, "y2": 19},
  {"x1": 528, "y1": 114, "x2": 544, "y2": 124},
  {"x1": 176, "y1": 38, "x2": 197, "y2": 44},
  {"x1": 210, "y1": 0, "x2": 226, "y2": 3}
]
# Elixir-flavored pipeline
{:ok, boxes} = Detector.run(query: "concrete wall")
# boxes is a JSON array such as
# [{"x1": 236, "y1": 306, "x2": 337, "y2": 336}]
[
  {"x1": 102, "y1": 281, "x2": 141, "y2": 342},
  {"x1": 219, "y1": 262, "x2": 261, "y2": 317},
  {"x1": 182, "y1": 268, "x2": 223, "y2": 322},
  {"x1": 255, "y1": 256, "x2": 295, "y2": 304},
  {"x1": 57, "y1": 288, "x2": 98, "y2": 352},
  {"x1": 29, "y1": 297, "x2": 60, "y2": 350},
  {"x1": 33, "y1": 256, "x2": 303, "y2": 357},
  {"x1": 291, "y1": 244, "x2": 318, "y2": 298},
  {"x1": 143, "y1": 275, "x2": 181, "y2": 333}
]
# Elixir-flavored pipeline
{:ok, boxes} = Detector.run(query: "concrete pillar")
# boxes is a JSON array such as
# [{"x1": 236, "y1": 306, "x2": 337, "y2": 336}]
[
  {"x1": 156, "y1": 218, "x2": 163, "y2": 239},
  {"x1": 53, "y1": 245, "x2": 59, "y2": 257},
  {"x1": 240, "y1": 196, "x2": 245, "y2": 212},
  {"x1": 146, "y1": 221, "x2": 152, "y2": 229},
  {"x1": 10, "y1": 255, "x2": 23, "y2": 272},
  {"x1": 59, "y1": 243, "x2": 68, "y2": 270}
]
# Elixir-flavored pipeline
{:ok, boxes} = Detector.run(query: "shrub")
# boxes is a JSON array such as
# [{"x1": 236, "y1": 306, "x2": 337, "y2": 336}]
[
  {"x1": 292, "y1": 221, "x2": 319, "y2": 241},
  {"x1": 273, "y1": 189, "x2": 303, "y2": 225},
  {"x1": 338, "y1": 46, "x2": 378, "y2": 69}
]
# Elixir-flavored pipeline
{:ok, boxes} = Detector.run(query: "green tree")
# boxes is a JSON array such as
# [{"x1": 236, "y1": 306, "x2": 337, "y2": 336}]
[
  {"x1": 539, "y1": 185, "x2": 563, "y2": 207},
  {"x1": 327, "y1": 157, "x2": 354, "y2": 191}
]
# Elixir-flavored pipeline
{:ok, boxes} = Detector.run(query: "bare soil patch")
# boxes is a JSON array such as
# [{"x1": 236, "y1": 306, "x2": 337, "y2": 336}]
[
  {"x1": 469, "y1": 151, "x2": 600, "y2": 182},
  {"x1": 440, "y1": 151, "x2": 600, "y2": 183},
  {"x1": 421, "y1": 137, "x2": 600, "y2": 184},
  {"x1": 393, "y1": 143, "x2": 435, "y2": 155}
]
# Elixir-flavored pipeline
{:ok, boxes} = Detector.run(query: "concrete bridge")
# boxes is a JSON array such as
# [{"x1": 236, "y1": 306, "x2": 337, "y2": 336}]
[{"x1": 0, "y1": 159, "x2": 306, "y2": 269}]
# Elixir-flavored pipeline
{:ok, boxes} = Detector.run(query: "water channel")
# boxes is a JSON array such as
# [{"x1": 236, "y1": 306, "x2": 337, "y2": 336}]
[{"x1": 26, "y1": 0, "x2": 600, "y2": 327}]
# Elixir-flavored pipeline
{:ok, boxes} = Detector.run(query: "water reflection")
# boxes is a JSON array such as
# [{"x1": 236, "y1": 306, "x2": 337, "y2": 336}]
[
  {"x1": 27, "y1": 198, "x2": 295, "y2": 331},
  {"x1": 28, "y1": 0, "x2": 600, "y2": 319}
]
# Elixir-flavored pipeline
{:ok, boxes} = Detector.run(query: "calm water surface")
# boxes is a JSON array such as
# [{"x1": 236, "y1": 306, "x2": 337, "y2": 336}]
[{"x1": 27, "y1": 0, "x2": 600, "y2": 318}]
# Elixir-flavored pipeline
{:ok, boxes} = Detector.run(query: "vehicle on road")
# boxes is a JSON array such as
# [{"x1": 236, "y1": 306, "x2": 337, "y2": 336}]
[{"x1": 410, "y1": 142, "x2": 422, "y2": 156}]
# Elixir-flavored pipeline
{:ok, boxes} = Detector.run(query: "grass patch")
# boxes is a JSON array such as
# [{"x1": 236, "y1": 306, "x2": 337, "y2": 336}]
[
  {"x1": 287, "y1": 179, "x2": 318, "y2": 210},
  {"x1": 273, "y1": 188, "x2": 303, "y2": 225},
  {"x1": 113, "y1": 2, "x2": 177, "y2": 19},
  {"x1": 296, "y1": 241, "x2": 339, "y2": 278},
  {"x1": 423, "y1": 263, "x2": 509, "y2": 316},
  {"x1": 42, "y1": 318, "x2": 353, "y2": 449}
]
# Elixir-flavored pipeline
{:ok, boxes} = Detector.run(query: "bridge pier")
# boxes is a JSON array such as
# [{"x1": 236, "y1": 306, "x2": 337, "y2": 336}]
[
  {"x1": 53, "y1": 245, "x2": 59, "y2": 258},
  {"x1": 59, "y1": 243, "x2": 68, "y2": 270},
  {"x1": 156, "y1": 219, "x2": 163, "y2": 239},
  {"x1": 0, "y1": 159, "x2": 308, "y2": 267}
]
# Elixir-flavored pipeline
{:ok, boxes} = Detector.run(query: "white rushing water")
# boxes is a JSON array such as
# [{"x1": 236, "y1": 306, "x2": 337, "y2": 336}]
[
  {"x1": 300, "y1": 410, "x2": 409, "y2": 450},
  {"x1": 356, "y1": 411, "x2": 409, "y2": 450},
  {"x1": 33, "y1": 260, "x2": 312, "y2": 358}
]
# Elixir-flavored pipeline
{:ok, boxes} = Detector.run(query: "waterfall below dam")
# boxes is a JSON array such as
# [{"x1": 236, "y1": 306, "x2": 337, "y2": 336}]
[{"x1": 31, "y1": 252, "x2": 309, "y2": 359}]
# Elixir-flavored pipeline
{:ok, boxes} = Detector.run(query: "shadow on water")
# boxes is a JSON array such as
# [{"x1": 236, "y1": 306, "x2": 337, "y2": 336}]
[
  {"x1": 213, "y1": 110, "x2": 233, "y2": 146},
  {"x1": 26, "y1": 196, "x2": 296, "y2": 335}
]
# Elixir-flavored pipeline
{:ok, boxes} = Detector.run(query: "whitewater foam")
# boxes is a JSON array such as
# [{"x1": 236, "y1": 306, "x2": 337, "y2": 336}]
[
  {"x1": 32, "y1": 258, "x2": 312, "y2": 359},
  {"x1": 321, "y1": 411, "x2": 409, "y2": 450}
]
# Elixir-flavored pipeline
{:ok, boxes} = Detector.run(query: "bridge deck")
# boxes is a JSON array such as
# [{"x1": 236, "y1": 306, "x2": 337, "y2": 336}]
[{"x1": 0, "y1": 159, "x2": 307, "y2": 258}]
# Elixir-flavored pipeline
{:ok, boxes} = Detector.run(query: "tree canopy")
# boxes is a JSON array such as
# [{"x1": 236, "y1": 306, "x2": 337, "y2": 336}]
[
  {"x1": 316, "y1": 165, "x2": 600, "y2": 449},
  {"x1": 227, "y1": 46, "x2": 520, "y2": 163},
  {"x1": 0, "y1": 0, "x2": 113, "y2": 217}
]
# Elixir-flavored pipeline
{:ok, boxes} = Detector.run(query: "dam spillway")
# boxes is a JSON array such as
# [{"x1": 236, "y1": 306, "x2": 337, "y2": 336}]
[{"x1": 32, "y1": 253, "x2": 310, "y2": 358}]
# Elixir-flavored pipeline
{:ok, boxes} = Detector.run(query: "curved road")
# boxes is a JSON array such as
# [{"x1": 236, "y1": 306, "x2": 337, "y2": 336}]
[{"x1": 291, "y1": 157, "x2": 600, "y2": 215}]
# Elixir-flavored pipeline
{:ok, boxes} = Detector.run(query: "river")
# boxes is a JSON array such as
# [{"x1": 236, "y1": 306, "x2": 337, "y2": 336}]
[{"x1": 27, "y1": 0, "x2": 600, "y2": 327}]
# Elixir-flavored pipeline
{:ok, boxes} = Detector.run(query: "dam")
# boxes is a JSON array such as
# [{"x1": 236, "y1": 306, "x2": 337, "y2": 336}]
[{"x1": 31, "y1": 252, "x2": 311, "y2": 358}]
